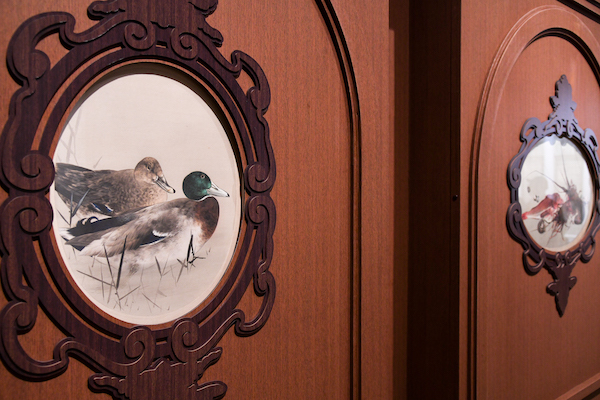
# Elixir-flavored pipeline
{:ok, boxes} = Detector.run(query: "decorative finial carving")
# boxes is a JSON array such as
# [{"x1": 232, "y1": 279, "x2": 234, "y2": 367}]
[{"x1": 549, "y1": 74, "x2": 577, "y2": 121}]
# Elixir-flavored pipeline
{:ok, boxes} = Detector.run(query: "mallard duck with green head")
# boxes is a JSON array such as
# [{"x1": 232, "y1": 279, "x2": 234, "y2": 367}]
[{"x1": 61, "y1": 171, "x2": 229, "y2": 273}]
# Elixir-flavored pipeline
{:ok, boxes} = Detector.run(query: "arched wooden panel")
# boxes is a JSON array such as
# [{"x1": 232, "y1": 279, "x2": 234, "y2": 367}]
[
  {"x1": 0, "y1": 0, "x2": 393, "y2": 399},
  {"x1": 473, "y1": 6, "x2": 600, "y2": 399}
]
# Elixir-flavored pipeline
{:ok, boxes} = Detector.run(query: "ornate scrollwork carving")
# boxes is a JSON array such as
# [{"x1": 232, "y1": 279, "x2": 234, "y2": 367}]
[
  {"x1": 0, "y1": 0, "x2": 275, "y2": 398},
  {"x1": 507, "y1": 75, "x2": 600, "y2": 316}
]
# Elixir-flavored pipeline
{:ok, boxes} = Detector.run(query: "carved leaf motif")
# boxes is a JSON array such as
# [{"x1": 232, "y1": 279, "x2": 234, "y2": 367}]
[{"x1": 91, "y1": 352, "x2": 226, "y2": 400}]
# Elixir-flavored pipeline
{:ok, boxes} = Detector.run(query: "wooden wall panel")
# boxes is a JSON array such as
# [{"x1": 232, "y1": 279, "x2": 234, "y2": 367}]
[
  {"x1": 0, "y1": 1, "x2": 393, "y2": 399},
  {"x1": 478, "y1": 37, "x2": 600, "y2": 399},
  {"x1": 466, "y1": 3, "x2": 600, "y2": 399},
  {"x1": 202, "y1": 2, "x2": 353, "y2": 398}
]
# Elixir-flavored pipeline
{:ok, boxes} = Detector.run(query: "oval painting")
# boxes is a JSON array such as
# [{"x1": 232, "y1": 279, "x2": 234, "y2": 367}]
[
  {"x1": 518, "y1": 136, "x2": 594, "y2": 252},
  {"x1": 51, "y1": 67, "x2": 242, "y2": 325}
]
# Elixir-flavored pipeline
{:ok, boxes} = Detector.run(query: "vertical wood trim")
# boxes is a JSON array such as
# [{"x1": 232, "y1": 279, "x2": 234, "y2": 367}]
[
  {"x1": 407, "y1": 0, "x2": 461, "y2": 398},
  {"x1": 451, "y1": 1, "x2": 463, "y2": 398},
  {"x1": 314, "y1": 1, "x2": 362, "y2": 398},
  {"x1": 390, "y1": 1, "x2": 409, "y2": 398}
]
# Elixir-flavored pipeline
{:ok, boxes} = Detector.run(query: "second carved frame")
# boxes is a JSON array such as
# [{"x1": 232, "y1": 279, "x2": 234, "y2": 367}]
[{"x1": 507, "y1": 74, "x2": 600, "y2": 316}]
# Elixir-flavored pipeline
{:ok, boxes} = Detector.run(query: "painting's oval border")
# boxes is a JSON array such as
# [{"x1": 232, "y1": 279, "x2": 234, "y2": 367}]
[
  {"x1": 48, "y1": 62, "x2": 245, "y2": 327},
  {"x1": 36, "y1": 51, "x2": 257, "y2": 340},
  {"x1": 517, "y1": 136, "x2": 595, "y2": 253}
]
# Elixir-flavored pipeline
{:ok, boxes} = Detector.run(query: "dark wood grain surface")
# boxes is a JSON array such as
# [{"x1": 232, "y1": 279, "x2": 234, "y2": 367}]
[
  {"x1": 0, "y1": 0, "x2": 394, "y2": 399},
  {"x1": 468, "y1": 4, "x2": 600, "y2": 400}
]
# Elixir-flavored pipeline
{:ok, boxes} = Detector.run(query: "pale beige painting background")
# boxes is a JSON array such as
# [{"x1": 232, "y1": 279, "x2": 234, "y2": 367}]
[{"x1": 51, "y1": 71, "x2": 242, "y2": 325}]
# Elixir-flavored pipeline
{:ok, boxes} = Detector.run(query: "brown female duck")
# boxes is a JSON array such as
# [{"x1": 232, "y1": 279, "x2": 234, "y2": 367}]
[{"x1": 55, "y1": 157, "x2": 175, "y2": 218}]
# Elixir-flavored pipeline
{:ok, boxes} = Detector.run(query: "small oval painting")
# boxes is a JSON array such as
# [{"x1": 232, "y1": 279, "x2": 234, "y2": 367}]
[
  {"x1": 518, "y1": 136, "x2": 594, "y2": 252},
  {"x1": 51, "y1": 67, "x2": 242, "y2": 325}
]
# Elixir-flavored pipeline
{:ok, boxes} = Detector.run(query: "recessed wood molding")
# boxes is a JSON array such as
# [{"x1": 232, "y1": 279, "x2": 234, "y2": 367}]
[{"x1": 559, "y1": 0, "x2": 600, "y2": 25}]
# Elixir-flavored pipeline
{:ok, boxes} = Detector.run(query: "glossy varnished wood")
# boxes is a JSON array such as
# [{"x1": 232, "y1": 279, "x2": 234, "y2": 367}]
[
  {"x1": 0, "y1": 1, "x2": 393, "y2": 399},
  {"x1": 399, "y1": 1, "x2": 600, "y2": 398},
  {"x1": 466, "y1": 3, "x2": 600, "y2": 399}
]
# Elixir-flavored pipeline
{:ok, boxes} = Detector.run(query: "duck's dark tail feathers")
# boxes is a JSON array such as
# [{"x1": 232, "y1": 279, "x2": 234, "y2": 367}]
[
  {"x1": 55, "y1": 163, "x2": 92, "y2": 198},
  {"x1": 55, "y1": 163, "x2": 114, "y2": 215},
  {"x1": 61, "y1": 213, "x2": 137, "y2": 251}
]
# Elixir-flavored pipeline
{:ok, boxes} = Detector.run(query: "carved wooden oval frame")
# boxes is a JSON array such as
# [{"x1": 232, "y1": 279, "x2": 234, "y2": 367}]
[
  {"x1": 506, "y1": 75, "x2": 600, "y2": 317},
  {"x1": 0, "y1": 0, "x2": 275, "y2": 398}
]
